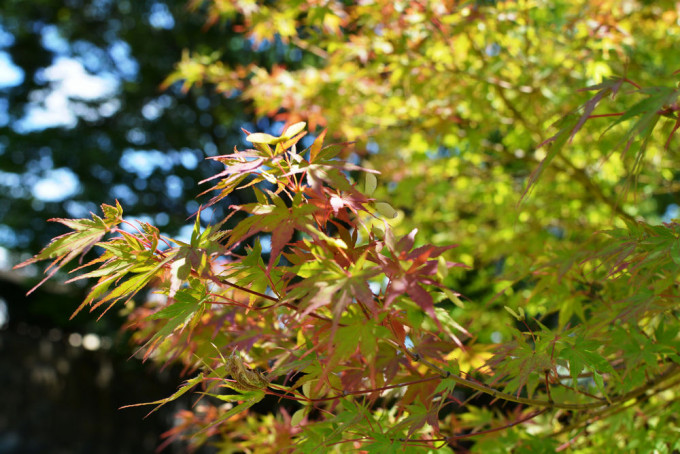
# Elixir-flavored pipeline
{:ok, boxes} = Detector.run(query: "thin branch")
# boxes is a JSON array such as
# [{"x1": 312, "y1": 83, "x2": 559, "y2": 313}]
[
  {"x1": 410, "y1": 350, "x2": 603, "y2": 410},
  {"x1": 424, "y1": 408, "x2": 549, "y2": 443},
  {"x1": 214, "y1": 275, "x2": 279, "y2": 302},
  {"x1": 290, "y1": 36, "x2": 328, "y2": 59},
  {"x1": 551, "y1": 363, "x2": 680, "y2": 437},
  {"x1": 588, "y1": 112, "x2": 625, "y2": 118}
]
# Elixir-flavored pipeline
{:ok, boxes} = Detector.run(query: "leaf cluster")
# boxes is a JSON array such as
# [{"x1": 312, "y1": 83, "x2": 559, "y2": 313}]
[{"x1": 18, "y1": 1, "x2": 680, "y2": 452}]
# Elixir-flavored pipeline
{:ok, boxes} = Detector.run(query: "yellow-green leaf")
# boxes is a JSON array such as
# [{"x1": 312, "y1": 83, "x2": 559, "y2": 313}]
[
  {"x1": 283, "y1": 121, "x2": 306, "y2": 138},
  {"x1": 247, "y1": 132, "x2": 280, "y2": 144},
  {"x1": 375, "y1": 202, "x2": 397, "y2": 219},
  {"x1": 364, "y1": 172, "x2": 377, "y2": 196}
]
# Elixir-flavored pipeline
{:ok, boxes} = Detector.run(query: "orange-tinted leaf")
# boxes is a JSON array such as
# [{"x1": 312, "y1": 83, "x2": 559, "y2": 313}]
[
  {"x1": 309, "y1": 129, "x2": 327, "y2": 162},
  {"x1": 269, "y1": 219, "x2": 294, "y2": 269}
]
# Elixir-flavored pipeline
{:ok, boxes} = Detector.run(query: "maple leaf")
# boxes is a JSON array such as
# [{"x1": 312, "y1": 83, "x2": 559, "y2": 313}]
[
  {"x1": 378, "y1": 229, "x2": 464, "y2": 332},
  {"x1": 269, "y1": 218, "x2": 295, "y2": 270},
  {"x1": 14, "y1": 202, "x2": 123, "y2": 294}
]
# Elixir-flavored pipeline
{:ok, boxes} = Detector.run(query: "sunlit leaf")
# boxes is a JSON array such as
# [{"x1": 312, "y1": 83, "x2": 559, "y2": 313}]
[{"x1": 283, "y1": 121, "x2": 306, "y2": 138}]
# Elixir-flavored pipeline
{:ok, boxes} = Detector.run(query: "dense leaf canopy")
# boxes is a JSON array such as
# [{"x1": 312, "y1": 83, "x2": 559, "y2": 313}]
[{"x1": 12, "y1": 0, "x2": 680, "y2": 452}]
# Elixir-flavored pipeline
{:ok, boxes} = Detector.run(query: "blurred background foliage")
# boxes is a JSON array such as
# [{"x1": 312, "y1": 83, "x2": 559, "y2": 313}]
[
  {"x1": 3, "y1": 0, "x2": 680, "y2": 452},
  {"x1": 1, "y1": 0, "x2": 299, "y2": 256}
]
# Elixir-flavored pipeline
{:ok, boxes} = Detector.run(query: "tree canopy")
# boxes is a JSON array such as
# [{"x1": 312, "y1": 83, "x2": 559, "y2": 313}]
[{"x1": 14, "y1": 0, "x2": 680, "y2": 452}]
